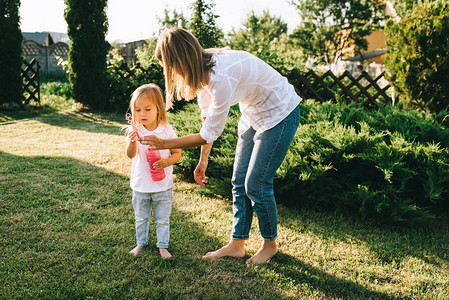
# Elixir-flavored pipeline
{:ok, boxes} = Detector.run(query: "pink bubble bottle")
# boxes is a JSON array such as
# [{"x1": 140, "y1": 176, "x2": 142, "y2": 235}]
[{"x1": 145, "y1": 148, "x2": 166, "y2": 181}]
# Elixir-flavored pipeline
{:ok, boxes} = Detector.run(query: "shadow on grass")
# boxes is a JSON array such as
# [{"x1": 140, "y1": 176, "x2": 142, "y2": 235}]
[
  {"x1": 0, "y1": 105, "x2": 59, "y2": 123},
  {"x1": 34, "y1": 110, "x2": 126, "y2": 136},
  {"x1": 0, "y1": 109, "x2": 126, "y2": 136},
  {"x1": 0, "y1": 150, "x2": 396, "y2": 299}
]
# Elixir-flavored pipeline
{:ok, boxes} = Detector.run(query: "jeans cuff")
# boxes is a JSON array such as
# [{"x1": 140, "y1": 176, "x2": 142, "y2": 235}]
[
  {"x1": 261, "y1": 234, "x2": 278, "y2": 241},
  {"x1": 231, "y1": 235, "x2": 250, "y2": 240}
]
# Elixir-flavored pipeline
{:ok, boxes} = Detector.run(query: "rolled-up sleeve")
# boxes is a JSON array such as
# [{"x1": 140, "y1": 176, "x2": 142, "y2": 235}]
[{"x1": 199, "y1": 75, "x2": 234, "y2": 143}]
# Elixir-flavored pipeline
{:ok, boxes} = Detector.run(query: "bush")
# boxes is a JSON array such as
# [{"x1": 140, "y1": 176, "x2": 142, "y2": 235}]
[
  {"x1": 170, "y1": 100, "x2": 449, "y2": 222},
  {"x1": 106, "y1": 61, "x2": 164, "y2": 112},
  {"x1": 168, "y1": 101, "x2": 239, "y2": 196},
  {"x1": 0, "y1": 0, "x2": 22, "y2": 105},
  {"x1": 65, "y1": 0, "x2": 110, "y2": 110},
  {"x1": 385, "y1": 0, "x2": 449, "y2": 113},
  {"x1": 276, "y1": 101, "x2": 449, "y2": 222},
  {"x1": 41, "y1": 81, "x2": 72, "y2": 98}
]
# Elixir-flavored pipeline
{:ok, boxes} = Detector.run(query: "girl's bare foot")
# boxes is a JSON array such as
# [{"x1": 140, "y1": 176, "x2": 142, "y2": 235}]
[
  {"x1": 159, "y1": 248, "x2": 172, "y2": 259},
  {"x1": 130, "y1": 245, "x2": 145, "y2": 257},
  {"x1": 202, "y1": 239, "x2": 245, "y2": 259},
  {"x1": 246, "y1": 240, "x2": 278, "y2": 264}
]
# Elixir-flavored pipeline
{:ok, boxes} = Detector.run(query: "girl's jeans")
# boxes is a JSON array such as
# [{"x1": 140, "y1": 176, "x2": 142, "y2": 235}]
[
  {"x1": 132, "y1": 189, "x2": 173, "y2": 248},
  {"x1": 231, "y1": 106, "x2": 299, "y2": 241}
]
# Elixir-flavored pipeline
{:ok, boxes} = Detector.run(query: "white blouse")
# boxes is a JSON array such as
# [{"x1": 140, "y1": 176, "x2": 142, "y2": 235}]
[{"x1": 198, "y1": 50, "x2": 301, "y2": 144}]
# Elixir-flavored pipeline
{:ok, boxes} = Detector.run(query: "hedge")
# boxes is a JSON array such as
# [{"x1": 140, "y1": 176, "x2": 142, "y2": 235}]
[{"x1": 169, "y1": 100, "x2": 449, "y2": 223}]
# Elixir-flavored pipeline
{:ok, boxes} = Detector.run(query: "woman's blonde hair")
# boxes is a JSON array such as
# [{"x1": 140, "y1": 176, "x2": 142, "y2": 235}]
[
  {"x1": 129, "y1": 83, "x2": 167, "y2": 128},
  {"x1": 155, "y1": 27, "x2": 215, "y2": 109}
]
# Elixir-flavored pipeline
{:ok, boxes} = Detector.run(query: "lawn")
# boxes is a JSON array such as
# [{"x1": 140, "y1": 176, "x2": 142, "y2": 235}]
[{"x1": 1, "y1": 100, "x2": 448, "y2": 299}]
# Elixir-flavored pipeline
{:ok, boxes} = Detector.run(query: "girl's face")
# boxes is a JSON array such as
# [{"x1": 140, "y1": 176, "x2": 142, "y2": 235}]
[{"x1": 134, "y1": 96, "x2": 158, "y2": 131}]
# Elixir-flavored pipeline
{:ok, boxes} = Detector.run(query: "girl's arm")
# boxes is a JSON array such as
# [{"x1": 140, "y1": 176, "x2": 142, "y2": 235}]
[
  {"x1": 153, "y1": 148, "x2": 181, "y2": 170},
  {"x1": 126, "y1": 131, "x2": 138, "y2": 158}
]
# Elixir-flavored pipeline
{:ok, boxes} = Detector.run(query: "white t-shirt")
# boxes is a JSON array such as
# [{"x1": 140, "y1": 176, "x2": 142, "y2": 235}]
[
  {"x1": 198, "y1": 50, "x2": 302, "y2": 143},
  {"x1": 130, "y1": 123, "x2": 178, "y2": 193}
]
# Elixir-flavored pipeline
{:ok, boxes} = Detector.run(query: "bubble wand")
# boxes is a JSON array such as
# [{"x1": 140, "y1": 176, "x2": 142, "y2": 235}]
[{"x1": 126, "y1": 113, "x2": 140, "y2": 142}]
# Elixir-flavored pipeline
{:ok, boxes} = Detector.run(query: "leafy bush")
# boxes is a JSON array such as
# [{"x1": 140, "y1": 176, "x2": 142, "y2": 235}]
[
  {"x1": 106, "y1": 61, "x2": 164, "y2": 112},
  {"x1": 41, "y1": 81, "x2": 72, "y2": 98},
  {"x1": 168, "y1": 101, "x2": 239, "y2": 196},
  {"x1": 276, "y1": 101, "x2": 449, "y2": 222},
  {"x1": 385, "y1": 0, "x2": 449, "y2": 113},
  {"x1": 170, "y1": 100, "x2": 449, "y2": 222}
]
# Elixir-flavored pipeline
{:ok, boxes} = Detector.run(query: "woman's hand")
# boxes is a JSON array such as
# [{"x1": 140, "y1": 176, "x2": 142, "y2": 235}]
[
  {"x1": 194, "y1": 160, "x2": 208, "y2": 186},
  {"x1": 140, "y1": 134, "x2": 164, "y2": 150}
]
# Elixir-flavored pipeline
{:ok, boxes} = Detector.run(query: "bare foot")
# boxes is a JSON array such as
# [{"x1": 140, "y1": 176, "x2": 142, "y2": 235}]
[
  {"x1": 129, "y1": 245, "x2": 145, "y2": 257},
  {"x1": 159, "y1": 248, "x2": 172, "y2": 259},
  {"x1": 203, "y1": 239, "x2": 245, "y2": 259},
  {"x1": 246, "y1": 240, "x2": 278, "y2": 264}
]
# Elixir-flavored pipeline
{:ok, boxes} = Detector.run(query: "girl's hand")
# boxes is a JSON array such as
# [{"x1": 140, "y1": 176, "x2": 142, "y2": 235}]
[
  {"x1": 140, "y1": 134, "x2": 164, "y2": 149},
  {"x1": 194, "y1": 161, "x2": 208, "y2": 186},
  {"x1": 128, "y1": 130, "x2": 138, "y2": 143},
  {"x1": 153, "y1": 158, "x2": 169, "y2": 170}
]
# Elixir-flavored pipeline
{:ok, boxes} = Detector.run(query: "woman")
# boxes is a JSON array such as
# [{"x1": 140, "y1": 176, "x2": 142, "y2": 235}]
[{"x1": 140, "y1": 28, "x2": 301, "y2": 264}]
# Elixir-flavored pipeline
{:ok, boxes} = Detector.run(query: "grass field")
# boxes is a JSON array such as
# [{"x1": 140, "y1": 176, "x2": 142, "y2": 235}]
[{"x1": 1, "y1": 98, "x2": 448, "y2": 299}]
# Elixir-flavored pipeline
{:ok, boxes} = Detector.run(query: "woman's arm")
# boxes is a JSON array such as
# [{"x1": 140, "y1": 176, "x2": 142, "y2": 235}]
[
  {"x1": 139, "y1": 133, "x2": 207, "y2": 150},
  {"x1": 194, "y1": 143, "x2": 212, "y2": 185}
]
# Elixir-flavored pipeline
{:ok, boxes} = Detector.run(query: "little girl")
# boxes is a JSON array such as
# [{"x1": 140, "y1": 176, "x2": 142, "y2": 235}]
[{"x1": 125, "y1": 83, "x2": 181, "y2": 258}]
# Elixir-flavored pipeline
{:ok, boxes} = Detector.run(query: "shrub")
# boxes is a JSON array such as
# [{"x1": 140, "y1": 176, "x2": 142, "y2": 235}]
[
  {"x1": 168, "y1": 101, "x2": 239, "y2": 196},
  {"x1": 170, "y1": 100, "x2": 449, "y2": 222},
  {"x1": 106, "y1": 61, "x2": 164, "y2": 112},
  {"x1": 385, "y1": 0, "x2": 449, "y2": 113},
  {"x1": 0, "y1": 0, "x2": 22, "y2": 106},
  {"x1": 41, "y1": 81, "x2": 72, "y2": 98},
  {"x1": 64, "y1": 0, "x2": 110, "y2": 110}
]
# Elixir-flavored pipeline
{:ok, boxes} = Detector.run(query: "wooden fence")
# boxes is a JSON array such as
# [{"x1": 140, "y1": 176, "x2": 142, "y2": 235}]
[
  {"x1": 22, "y1": 59, "x2": 40, "y2": 104},
  {"x1": 110, "y1": 63, "x2": 393, "y2": 110},
  {"x1": 285, "y1": 68, "x2": 393, "y2": 109}
]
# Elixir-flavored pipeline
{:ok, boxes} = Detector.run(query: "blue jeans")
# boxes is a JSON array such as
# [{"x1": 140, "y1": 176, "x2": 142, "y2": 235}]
[
  {"x1": 231, "y1": 106, "x2": 299, "y2": 241},
  {"x1": 132, "y1": 189, "x2": 173, "y2": 248}
]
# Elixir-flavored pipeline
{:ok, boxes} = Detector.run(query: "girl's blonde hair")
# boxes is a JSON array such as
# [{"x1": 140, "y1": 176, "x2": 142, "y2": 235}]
[
  {"x1": 155, "y1": 27, "x2": 215, "y2": 109},
  {"x1": 129, "y1": 83, "x2": 167, "y2": 128}
]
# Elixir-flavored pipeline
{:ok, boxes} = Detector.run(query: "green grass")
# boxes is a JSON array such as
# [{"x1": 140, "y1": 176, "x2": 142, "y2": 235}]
[{"x1": 1, "y1": 100, "x2": 448, "y2": 299}]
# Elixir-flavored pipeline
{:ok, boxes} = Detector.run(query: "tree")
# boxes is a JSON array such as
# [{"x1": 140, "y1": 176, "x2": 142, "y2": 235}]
[
  {"x1": 289, "y1": 0, "x2": 384, "y2": 65},
  {"x1": 227, "y1": 10, "x2": 297, "y2": 70},
  {"x1": 189, "y1": 0, "x2": 223, "y2": 48},
  {"x1": 389, "y1": 0, "x2": 417, "y2": 16},
  {"x1": 64, "y1": 0, "x2": 110, "y2": 110},
  {"x1": 385, "y1": 0, "x2": 449, "y2": 113},
  {"x1": 228, "y1": 10, "x2": 287, "y2": 52},
  {"x1": 157, "y1": 7, "x2": 189, "y2": 34},
  {"x1": 0, "y1": 0, "x2": 22, "y2": 106}
]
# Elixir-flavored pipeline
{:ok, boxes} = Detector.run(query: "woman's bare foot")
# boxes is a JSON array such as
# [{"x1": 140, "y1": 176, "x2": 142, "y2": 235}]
[
  {"x1": 203, "y1": 239, "x2": 245, "y2": 259},
  {"x1": 129, "y1": 245, "x2": 145, "y2": 257},
  {"x1": 159, "y1": 248, "x2": 172, "y2": 259},
  {"x1": 246, "y1": 240, "x2": 278, "y2": 264}
]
